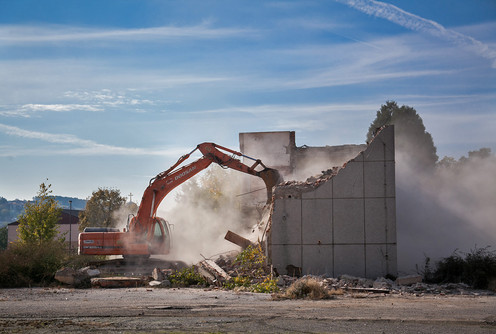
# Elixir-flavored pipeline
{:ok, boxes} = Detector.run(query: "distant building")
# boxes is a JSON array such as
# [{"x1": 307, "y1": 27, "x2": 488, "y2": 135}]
[{"x1": 8, "y1": 209, "x2": 81, "y2": 250}]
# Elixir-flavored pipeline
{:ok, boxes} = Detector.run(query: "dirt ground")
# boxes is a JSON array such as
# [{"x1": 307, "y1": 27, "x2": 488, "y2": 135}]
[{"x1": 0, "y1": 287, "x2": 495, "y2": 333}]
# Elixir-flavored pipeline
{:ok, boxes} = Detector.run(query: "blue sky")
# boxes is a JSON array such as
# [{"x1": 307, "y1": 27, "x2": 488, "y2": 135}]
[{"x1": 1, "y1": 0, "x2": 495, "y2": 201}]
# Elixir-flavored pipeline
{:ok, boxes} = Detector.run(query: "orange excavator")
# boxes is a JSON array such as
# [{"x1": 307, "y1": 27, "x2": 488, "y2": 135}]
[{"x1": 78, "y1": 142, "x2": 281, "y2": 257}]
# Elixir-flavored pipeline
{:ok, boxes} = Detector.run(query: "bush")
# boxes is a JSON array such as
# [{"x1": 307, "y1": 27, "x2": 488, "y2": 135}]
[
  {"x1": 169, "y1": 267, "x2": 206, "y2": 287},
  {"x1": 223, "y1": 244, "x2": 279, "y2": 293},
  {"x1": 0, "y1": 241, "x2": 67, "y2": 287},
  {"x1": 224, "y1": 244, "x2": 279, "y2": 293},
  {"x1": 233, "y1": 244, "x2": 267, "y2": 278},
  {"x1": 429, "y1": 247, "x2": 496, "y2": 290}
]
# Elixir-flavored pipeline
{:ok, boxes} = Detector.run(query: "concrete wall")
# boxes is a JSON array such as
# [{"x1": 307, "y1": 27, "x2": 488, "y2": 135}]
[
  {"x1": 239, "y1": 131, "x2": 295, "y2": 171},
  {"x1": 268, "y1": 126, "x2": 397, "y2": 278},
  {"x1": 239, "y1": 131, "x2": 295, "y2": 204}
]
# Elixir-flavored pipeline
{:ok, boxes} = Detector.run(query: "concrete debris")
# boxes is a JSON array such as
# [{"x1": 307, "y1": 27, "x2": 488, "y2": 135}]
[
  {"x1": 283, "y1": 275, "x2": 495, "y2": 296},
  {"x1": 345, "y1": 287, "x2": 390, "y2": 294},
  {"x1": 196, "y1": 259, "x2": 231, "y2": 286},
  {"x1": 396, "y1": 275, "x2": 423, "y2": 286},
  {"x1": 224, "y1": 230, "x2": 253, "y2": 249},
  {"x1": 91, "y1": 277, "x2": 146, "y2": 288},
  {"x1": 276, "y1": 166, "x2": 342, "y2": 195},
  {"x1": 55, "y1": 266, "x2": 101, "y2": 288},
  {"x1": 80, "y1": 266, "x2": 101, "y2": 277},
  {"x1": 152, "y1": 267, "x2": 167, "y2": 281},
  {"x1": 54, "y1": 267, "x2": 77, "y2": 286},
  {"x1": 149, "y1": 279, "x2": 171, "y2": 288}
]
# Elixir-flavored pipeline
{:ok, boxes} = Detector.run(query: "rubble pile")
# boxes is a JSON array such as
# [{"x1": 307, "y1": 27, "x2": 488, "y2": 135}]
[
  {"x1": 274, "y1": 166, "x2": 342, "y2": 195},
  {"x1": 299, "y1": 274, "x2": 494, "y2": 297},
  {"x1": 56, "y1": 259, "x2": 495, "y2": 296}
]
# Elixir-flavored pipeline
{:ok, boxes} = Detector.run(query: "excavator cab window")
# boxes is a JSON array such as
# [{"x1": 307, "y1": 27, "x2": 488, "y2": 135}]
[{"x1": 153, "y1": 221, "x2": 163, "y2": 243}]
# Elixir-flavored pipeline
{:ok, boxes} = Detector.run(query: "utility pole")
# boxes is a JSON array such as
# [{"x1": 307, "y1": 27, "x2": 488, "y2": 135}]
[
  {"x1": 128, "y1": 192, "x2": 133, "y2": 203},
  {"x1": 69, "y1": 200, "x2": 72, "y2": 253}
]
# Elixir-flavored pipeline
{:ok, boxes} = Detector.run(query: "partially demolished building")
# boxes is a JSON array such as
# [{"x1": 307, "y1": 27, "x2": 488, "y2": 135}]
[{"x1": 240, "y1": 126, "x2": 397, "y2": 279}]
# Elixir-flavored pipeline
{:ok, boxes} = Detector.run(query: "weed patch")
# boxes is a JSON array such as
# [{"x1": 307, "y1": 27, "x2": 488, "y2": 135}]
[
  {"x1": 223, "y1": 244, "x2": 279, "y2": 293},
  {"x1": 169, "y1": 267, "x2": 206, "y2": 287}
]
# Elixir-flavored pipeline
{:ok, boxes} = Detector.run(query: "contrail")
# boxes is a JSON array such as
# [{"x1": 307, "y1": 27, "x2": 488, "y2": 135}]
[{"x1": 336, "y1": 0, "x2": 496, "y2": 68}]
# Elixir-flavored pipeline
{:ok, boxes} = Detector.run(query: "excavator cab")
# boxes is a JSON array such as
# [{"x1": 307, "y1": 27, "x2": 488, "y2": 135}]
[{"x1": 149, "y1": 218, "x2": 171, "y2": 254}]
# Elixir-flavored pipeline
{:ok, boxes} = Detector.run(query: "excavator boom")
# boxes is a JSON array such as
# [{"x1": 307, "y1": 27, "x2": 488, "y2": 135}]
[{"x1": 79, "y1": 142, "x2": 282, "y2": 257}]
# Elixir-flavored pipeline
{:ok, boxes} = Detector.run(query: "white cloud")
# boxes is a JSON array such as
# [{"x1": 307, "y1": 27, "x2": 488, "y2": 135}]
[
  {"x1": 189, "y1": 102, "x2": 377, "y2": 116},
  {"x1": 21, "y1": 104, "x2": 102, "y2": 112},
  {"x1": 336, "y1": 0, "x2": 496, "y2": 68},
  {"x1": 282, "y1": 68, "x2": 450, "y2": 90},
  {"x1": 0, "y1": 23, "x2": 256, "y2": 45},
  {"x1": 0, "y1": 123, "x2": 187, "y2": 157}
]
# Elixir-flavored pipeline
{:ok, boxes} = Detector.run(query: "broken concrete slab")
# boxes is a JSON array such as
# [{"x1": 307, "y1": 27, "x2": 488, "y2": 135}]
[
  {"x1": 152, "y1": 267, "x2": 166, "y2": 281},
  {"x1": 396, "y1": 275, "x2": 423, "y2": 286},
  {"x1": 149, "y1": 279, "x2": 171, "y2": 288},
  {"x1": 345, "y1": 287, "x2": 390, "y2": 294},
  {"x1": 55, "y1": 267, "x2": 97, "y2": 288},
  {"x1": 91, "y1": 277, "x2": 146, "y2": 288},
  {"x1": 196, "y1": 259, "x2": 231, "y2": 286},
  {"x1": 54, "y1": 267, "x2": 77, "y2": 286},
  {"x1": 224, "y1": 230, "x2": 253, "y2": 249},
  {"x1": 80, "y1": 266, "x2": 101, "y2": 277}
]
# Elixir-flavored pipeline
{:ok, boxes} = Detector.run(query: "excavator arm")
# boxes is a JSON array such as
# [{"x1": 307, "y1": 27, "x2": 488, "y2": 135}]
[
  {"x1": 129, "y1": 142, "x2": 282, "y2": 237},
  {"x1": 79, "y1": 142, "x2": 282, "y2": 257}
]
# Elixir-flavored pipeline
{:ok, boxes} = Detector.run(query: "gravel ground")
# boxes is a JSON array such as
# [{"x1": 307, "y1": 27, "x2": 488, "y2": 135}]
[{"x1": 0, "y1": 287, "x2": 495, "y2": 333}]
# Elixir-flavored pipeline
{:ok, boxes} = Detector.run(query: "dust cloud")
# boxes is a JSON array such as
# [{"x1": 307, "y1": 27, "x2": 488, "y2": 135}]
[
  {"x1": 396, "y1": 149, "x2": 496, "y2": 274},
  {"x1": 158, "y1": 164, "x2": 263, "y2": 264},
  {"x1": 112, "y1": 202, "x2": 138, "y2": 232}
]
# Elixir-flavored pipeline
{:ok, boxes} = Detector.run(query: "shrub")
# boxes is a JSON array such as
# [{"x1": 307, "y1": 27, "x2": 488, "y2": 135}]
[
  {"x1": 429, "y1": 247, "x2": 496, "y2": 290},
  {"x1": 169, "y1": 267, "x2": 206, "y2": 287},
  {"x1": 0, "y1": 241, "x2": 67, "y2": 287},
  {"x1": 233, "y1": 244, "x2": 267, "y2": 278},
  {"x1": 223, "y1": 244, "x2": 279, "y2": 293}
]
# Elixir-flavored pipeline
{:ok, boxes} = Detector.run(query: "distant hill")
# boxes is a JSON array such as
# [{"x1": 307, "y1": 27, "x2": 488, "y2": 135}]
[
  {"x1": 54, "y1": 196, "x2": 87, "y2": 210},
  {"x1": 0, "y1": 196, "x2": 86, "y2": 227}
]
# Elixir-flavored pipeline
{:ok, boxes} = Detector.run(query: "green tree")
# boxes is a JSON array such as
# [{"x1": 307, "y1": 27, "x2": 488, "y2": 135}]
[
  {"x1": 79, "y1": 188, "x2": 126, "y2": 231},
  {"x1": 367, "y1": 101, "x2": 438, "y2": 167},
  {"x1": 0, "y1": 197, "x2": 10, "y2": 223},
  {"x1": 438, "y1": 148, "x2": 493, "y2": 169},
  {"x1": 0, "y1": 226, "x2": 7, "y2": 250},
  {"x1": 17, "y1": 182, "x2": 62, "y2": 245}
]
